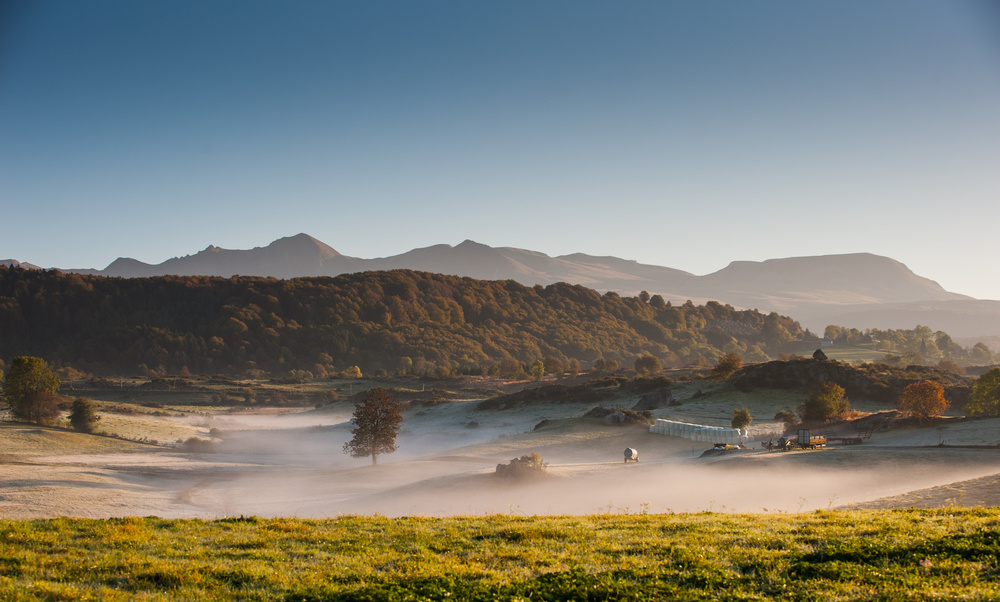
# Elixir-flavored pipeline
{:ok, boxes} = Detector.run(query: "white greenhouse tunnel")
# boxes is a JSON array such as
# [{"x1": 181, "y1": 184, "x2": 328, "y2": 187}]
[{"x1": 649, "y1": 419, "x2": 750, "y2": 445}]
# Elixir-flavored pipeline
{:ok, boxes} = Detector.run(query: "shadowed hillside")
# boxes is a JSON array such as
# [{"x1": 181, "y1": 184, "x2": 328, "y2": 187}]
[{"x1": 0, "y1": 266, "x2": 806, "y2": 377}]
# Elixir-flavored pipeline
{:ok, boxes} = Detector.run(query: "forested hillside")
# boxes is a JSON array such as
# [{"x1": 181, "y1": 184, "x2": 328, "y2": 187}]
[{"x1": 0, "y1": 267, "x2": 808, "y2": 377}]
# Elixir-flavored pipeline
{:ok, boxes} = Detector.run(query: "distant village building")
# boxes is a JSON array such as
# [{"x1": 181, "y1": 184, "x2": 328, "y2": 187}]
[{"x1": 820, "y1": 337, "x2": 834, "y2": 348}]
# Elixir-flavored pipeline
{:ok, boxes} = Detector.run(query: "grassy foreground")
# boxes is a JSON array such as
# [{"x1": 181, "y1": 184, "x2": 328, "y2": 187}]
[{"x1": 1, "y1": 510, "x2": 998, "y2": 601}]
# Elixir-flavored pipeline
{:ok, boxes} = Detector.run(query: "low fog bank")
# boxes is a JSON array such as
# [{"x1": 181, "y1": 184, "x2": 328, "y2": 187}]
[
  {"x1": 8, "y1": 399, "x2": 1000, "y2": 519},
  {"x1": 317, "y1": 449, "x2": 1000, "y2": 517},
  {"x1": 204, "y1": 399, "x2": 548, "y2": 467},
  {"x1": 170, "y1": 408, "x2": 352, "y2": 437},
  {"x1": 157, "y1": 440, "x2": 1000, "y2": 518}
]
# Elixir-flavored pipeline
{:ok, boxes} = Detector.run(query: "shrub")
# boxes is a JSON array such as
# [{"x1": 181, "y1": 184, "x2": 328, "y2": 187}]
[
  {"x1": 774, "y1": 410, "x2": 798, "y2": 429},
  {"x1": 710, "y1": 353, "x2": 743, "y2": 381},
  {"x1": 593, "y1": 358, "x2": 619, "y2": 373},
  {"x1": 731, "y1": 408, "x2": 752, "y2": 430},
  {"x1": 68, "y1": 398, "x2": 100, "y2": 433},
  {"x1": 800, "y1": 382, "x2": 849, "y2": 422},
  {"x1": 315, "y1": 389, "x2": 339, "y2": 408},
  {"x1": 966, "y1": 368, "x2": 1000, "y2": 417},
  {"x1": 529, "y1": 361, "x2": 545, "y2": 381},
  {"x1": 543, "y1": 356, "x2": 564, "y2": 375},
  {"x1": 633, "y1": 355, "x2": 662, "y2": 377},
  {"x1": 338, "y1": 366, "x2": 363, "y2": 379}
]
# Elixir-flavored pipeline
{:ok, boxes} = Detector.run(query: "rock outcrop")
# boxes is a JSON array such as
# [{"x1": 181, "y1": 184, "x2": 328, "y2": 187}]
[
  {"x1": 632, "y1": 388, "x2": 675, "y2": 411},
  {"x1": 585, "y1": 405, "x2": 650, "y2": 426}
]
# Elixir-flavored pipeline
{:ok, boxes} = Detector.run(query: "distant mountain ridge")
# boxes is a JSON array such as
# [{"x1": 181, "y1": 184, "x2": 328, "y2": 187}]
[
  {"x1": 13, "y1": 233, "x2": 998, "y2": 338},
  {"x1": 1, "y1": 259, "x2": 42, "y2": 270}
]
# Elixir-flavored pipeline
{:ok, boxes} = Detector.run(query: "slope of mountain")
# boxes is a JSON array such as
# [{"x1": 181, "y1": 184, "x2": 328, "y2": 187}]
[
  {"x1": 1, "y1": 259, "x2": 42, "y2": 270},
  {"x1": 695, "y1": 254, "x2": 962, "y2": 306},
  {"x1": 29, "y1": 234, "x2": 995, "y2": 338}
]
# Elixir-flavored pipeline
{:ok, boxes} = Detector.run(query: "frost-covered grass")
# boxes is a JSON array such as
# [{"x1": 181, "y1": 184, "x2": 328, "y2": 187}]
[{"x1": 1, "y1": 509, "x2": 998, "y2": 600}]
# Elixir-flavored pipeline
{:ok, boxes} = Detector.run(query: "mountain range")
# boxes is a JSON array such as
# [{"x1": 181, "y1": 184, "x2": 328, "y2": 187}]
[{"x1": 7, "y1": 234, "x2": 999, "y2": 339}]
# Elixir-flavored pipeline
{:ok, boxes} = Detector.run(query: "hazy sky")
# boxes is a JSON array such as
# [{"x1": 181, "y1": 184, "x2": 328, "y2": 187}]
[{"x1": 2, "y1": 1, "x2": 999, "y2": 298}]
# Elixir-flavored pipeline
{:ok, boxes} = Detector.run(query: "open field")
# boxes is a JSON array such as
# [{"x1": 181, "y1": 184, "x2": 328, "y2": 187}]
[
  {"x1": 784, "y1": 342, "x2": 888, "y2": 363},
  {"x1": 1, "y1": 375, "x2": 999, "y2": 519},
  {"x1": 2, "y1": 510, "x2": 1000, "y2": 600}
]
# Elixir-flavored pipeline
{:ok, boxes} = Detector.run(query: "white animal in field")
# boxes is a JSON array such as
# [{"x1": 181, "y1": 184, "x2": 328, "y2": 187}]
[{"x1": 623, "y1": 448, "x2": 638, "y2": 463}]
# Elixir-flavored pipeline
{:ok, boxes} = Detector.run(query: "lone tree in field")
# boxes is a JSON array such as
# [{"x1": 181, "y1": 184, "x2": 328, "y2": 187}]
[
  {"x1": 710, "y1": 353, "x2": 743, "y2": 381},
  {"x1": 967, "y1": 367, "x2": 1000, "y2": 417},
  {"x1": 69, "y1": 398, "x2": 101, "y2": 433},
  {"x1": 343, "y1": 388, "x2": 404, "y2": 465},
  {"x1": 897, "y1": 380, "x2": 949, "y2": 421},
  {"x1": 2, "y1": 356, "x2": 61, "y2": 425},
  {"x1": 800, "y1": 382, "x2": 849, "y2": 422}
]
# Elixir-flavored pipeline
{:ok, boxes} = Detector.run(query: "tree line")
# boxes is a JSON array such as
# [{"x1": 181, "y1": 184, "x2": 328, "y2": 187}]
[
  {"x1": 823, "y1": 324, "x2": 995, "y2": 367},
  {"x1": 0, "y1": 267, "x2": 808, "y2": 377}
]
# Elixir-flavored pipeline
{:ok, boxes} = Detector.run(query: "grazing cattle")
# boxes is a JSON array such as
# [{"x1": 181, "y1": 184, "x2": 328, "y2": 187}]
[{"x1": 624, "y1": 448, "x2": 638, "y2": 463}]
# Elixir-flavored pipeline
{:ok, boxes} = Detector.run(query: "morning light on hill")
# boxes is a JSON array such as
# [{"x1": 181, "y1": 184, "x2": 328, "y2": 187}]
[{"x1": 1, "y1": 2, "x2": 999, "y2": 599}]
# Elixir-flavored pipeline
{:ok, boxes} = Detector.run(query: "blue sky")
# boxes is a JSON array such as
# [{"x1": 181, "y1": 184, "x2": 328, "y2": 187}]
[{"x1": 2, "y1": 1, "x2": 999, "y2": 298}]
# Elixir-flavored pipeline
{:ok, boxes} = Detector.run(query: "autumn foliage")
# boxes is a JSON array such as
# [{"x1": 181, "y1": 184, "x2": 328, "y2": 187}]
[
  {"x1": 896, "y1": 380, "x2": 950, "y2": 421},
  {"x1": 0, "y1": 266, "x2": 806, "y2": 377}
]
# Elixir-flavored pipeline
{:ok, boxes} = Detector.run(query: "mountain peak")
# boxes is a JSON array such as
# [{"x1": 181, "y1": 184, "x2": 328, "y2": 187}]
[
  {"x1": 266, "y1": 233, "x2": 341, "y2": 260},
  {"x1": 455, "y1": 239, "x2": 491, "y2": 250}
]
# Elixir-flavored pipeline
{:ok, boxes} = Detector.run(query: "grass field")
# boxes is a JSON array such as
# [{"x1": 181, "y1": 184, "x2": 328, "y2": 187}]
[
  {"x1": 784, "y1": 342, "x2": 889, "y2": 363},
  {"x1": 1, "y1": 509, "x2": 998, "y2": 600}
]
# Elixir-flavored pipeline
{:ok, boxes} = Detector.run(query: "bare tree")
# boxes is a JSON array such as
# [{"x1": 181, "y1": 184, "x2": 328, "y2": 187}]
[{"x1": 343, "y1": 388, "x2": 403, "y2": 465}]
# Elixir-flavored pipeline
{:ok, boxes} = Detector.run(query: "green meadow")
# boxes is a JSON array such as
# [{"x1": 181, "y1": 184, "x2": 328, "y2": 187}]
[{"x1": 1, "y1": 509, "x2": 998, "y2": 600}]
